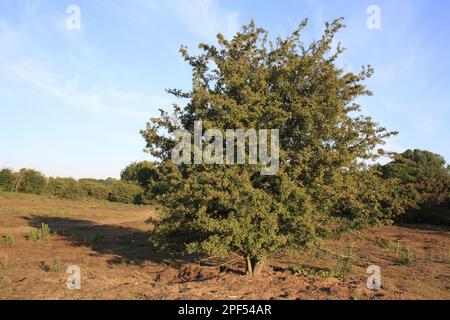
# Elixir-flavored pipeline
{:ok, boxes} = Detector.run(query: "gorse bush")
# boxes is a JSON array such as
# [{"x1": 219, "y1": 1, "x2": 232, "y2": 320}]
[{"x1": 141, "y1": 18, "x2": 398, "y2": 275}]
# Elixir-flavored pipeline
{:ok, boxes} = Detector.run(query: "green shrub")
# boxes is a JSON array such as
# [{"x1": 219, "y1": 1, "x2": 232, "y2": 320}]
[
  {"x1": 0, "y1": 168, "x2": 16, "y2": 192},
  {"x1": 381, "y1": 149, "x2": 450, "y2": 226},
  {"x1": 121, "y1": 161, "x2": 159, "y2": 200},
  {"x1": 15, "y1": 169, "x2": 47, "y2": 194},
  {"x1": 398, "y1": 179, "x2": 450, "y2": 226},
  {"x1": 108, "y1": 181, "x2": 143, "y2": 204},
  {"x1": 46, "y1": 177, "x2": 84, "y2": 200},
  {"x1": 79, "y1": 180, "x2": 111, "y2": 200}
]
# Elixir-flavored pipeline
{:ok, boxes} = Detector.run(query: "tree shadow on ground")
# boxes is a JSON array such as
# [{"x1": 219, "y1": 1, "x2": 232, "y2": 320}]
[
  {"x1": 23, "y1": 215, "x2": 195, "y2": 267},
  {"x1": 395, "y1": 223, "x2": 450, "y2": 235}
]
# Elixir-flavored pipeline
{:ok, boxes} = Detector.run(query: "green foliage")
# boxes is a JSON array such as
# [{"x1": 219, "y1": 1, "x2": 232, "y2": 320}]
[
  {"x1": 381, "y1": 149, "x2": 450, "y2": 226},
  {"x1": 46, "y1": 177, "x2": 84, "y2": 200},
  {"x1": 28, "y1": 223, "x2": 51, "y2": 241},
  {"x1": 108, "y1": 181, "x2": 144, "y2": 204},
  {"x1": 0, "y1": 168, "x2": 16, "y2": 192},
  {"x1": 79, "y1": 179, "x2": 112, "y2": 200},
  {"x1": 15, "y1": 169, "x2": 47, "y2": 194},
  {"x1": 120, "y1": 161, "x2": 159, "y2": 200},
  {"x1": 382, "y1": 149, "x2": 449, "y2": 183},
  {"x1": 142, "y1": 19, "x2": 397, "y2": 275},
  {"x1": 399, "y1": 179, "x2": 450, "y2": 225},
  {"x1": 3, "y1": 233, "x2": 15, "y2": 247}
]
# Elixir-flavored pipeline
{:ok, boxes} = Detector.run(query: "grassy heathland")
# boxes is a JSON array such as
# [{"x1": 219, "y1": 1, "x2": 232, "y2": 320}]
[{"x1": 0, "y1": 192, "x2": 449, "y2": 300}]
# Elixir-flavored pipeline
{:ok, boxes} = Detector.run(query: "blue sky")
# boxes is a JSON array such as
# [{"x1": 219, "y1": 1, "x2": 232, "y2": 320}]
[{"x1": 0, "y1": 0, "x2": 449, "y2": 178}]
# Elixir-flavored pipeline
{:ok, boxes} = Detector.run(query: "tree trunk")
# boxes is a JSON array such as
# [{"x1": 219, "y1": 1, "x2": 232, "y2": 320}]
[
  {"x1": 245, "y1": 256, "x2": 253, "y2": 275},
  {"x1": 245, "y1": 256, "x2": 265, "y2": 276}
]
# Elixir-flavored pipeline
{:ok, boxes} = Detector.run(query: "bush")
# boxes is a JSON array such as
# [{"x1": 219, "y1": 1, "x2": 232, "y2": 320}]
[
  {"x1": 108, "y1": 181, "x2": 143, "y2": 204},
  {"x1": 398, "y1": 179, "x2": 450, "y2": 225},
  {"x1": 15, "y1": 169, "x2": 47, "y2": 194},
  {"x1": 381, "y1": 149, "x2": 450, "y2": 226},
  {"x1": 46, "y1": 177, "x2": 84, "y2": 200},
  {"x1": 382, "y1": 149, "x2": 449, "y2": 183},
  {"x1": 121, "y1": 161, "x2": 159, "y2": 201},
  {"x1": 79, "y1": 180, "x2": 111, "y2": 200},
  {"x1": 0, "y1": 168, "x2": 16, "y2": 192}
]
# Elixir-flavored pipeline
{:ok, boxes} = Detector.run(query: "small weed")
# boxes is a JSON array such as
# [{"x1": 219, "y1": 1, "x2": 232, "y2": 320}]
[
  {"x1": 425, "y1": 248, "x2": 434, "y2": 264},
  {"x1": 151, "y1": 273, "x2": 167, "y2": 288},
  {"x1": 28, "y1": 223, "x2": 50, "y2": 241},
  {"x1": 373, "y1": 238, "x2": 389, "y2": 249},
  {"x1": 443, "y1": 249, "x2": 450, "y2": 264},
  {"x1": 335, "y1": 245, "x2": 356, "y2": 275},
  {"x1": 399, "y1": 246, "x2": 415, "y2": 265},
  {"x1": 3, "y1": 233, "x2": 15, "y2": 247},
  {"x1": 2, "y1": 256, "x2": 9, "y2": 269},
  {"x1": 42, "y1": 256, "x2": 61, "y2": 272},
  {"x1": 393, "y1": 240, "x2": 401, "y2": 256}
]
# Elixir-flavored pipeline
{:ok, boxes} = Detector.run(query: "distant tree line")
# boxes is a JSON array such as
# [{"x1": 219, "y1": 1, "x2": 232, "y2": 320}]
[{"x1": 0, "y1": 167, "x2": 144, "y2": 205}]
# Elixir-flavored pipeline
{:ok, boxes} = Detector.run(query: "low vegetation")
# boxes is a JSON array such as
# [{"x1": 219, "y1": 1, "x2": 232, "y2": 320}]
[
  {"x1": 28, "y1": 223, "x2": 51, "y2": 241},
  {"x1": 3, "y1": 233, "x2": 15, "y2": 247}
]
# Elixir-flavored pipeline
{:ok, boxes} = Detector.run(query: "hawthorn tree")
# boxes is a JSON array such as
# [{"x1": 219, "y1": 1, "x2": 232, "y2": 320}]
[{"x1": 141, "y1": 18, "x2": 397, "y2": 275}]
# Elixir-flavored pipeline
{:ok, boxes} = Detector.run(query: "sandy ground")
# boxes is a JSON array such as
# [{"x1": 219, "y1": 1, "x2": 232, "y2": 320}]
[{"x1": 0, "y1": 193, "x2": 449, "y2": 300}]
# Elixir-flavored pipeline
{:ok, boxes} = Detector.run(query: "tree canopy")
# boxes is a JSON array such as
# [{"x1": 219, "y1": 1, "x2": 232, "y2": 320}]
[{"x1": 382, "y1": 149, "x2": 449, "y2": 183}]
